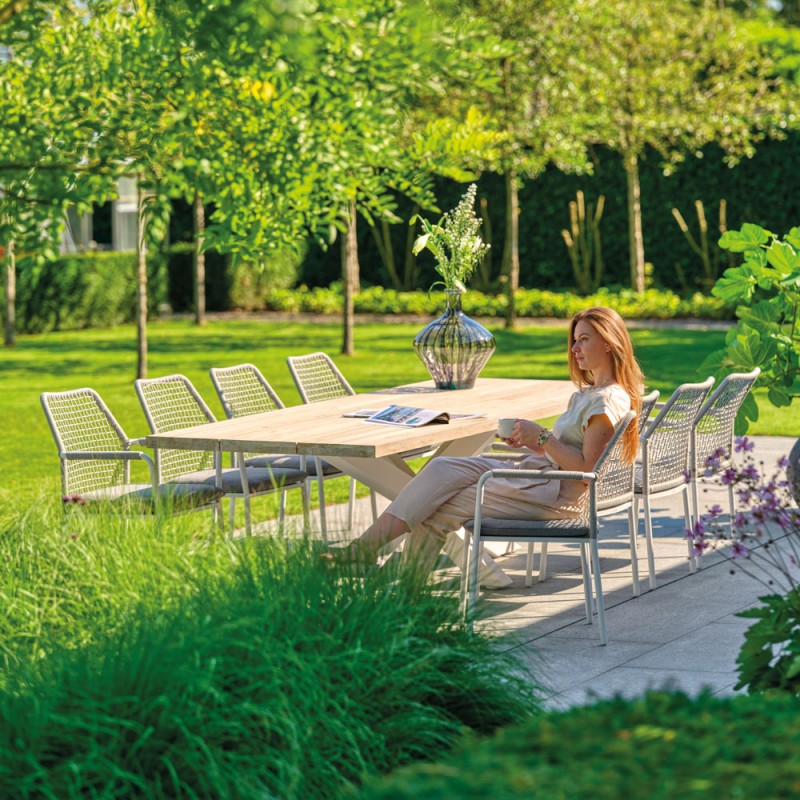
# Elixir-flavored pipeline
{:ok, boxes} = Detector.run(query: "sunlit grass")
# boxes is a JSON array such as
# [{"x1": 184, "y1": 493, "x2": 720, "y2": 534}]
[{"x1": 3, "y1": 319, "x2": 797, "y2": 514}]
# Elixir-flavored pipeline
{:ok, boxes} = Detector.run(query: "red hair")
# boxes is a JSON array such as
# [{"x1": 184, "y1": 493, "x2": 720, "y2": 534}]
[{"x1": 568, "y1": 307, "x2": 644, "y2": 464}]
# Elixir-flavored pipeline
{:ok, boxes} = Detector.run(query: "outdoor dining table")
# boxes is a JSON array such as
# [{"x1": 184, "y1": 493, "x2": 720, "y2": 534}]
[{"x1": 143, "y1": 377, "x2": 576, "y2": 501}]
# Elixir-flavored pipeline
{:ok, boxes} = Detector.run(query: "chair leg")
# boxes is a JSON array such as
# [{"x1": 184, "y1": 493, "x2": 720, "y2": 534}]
[
  {"x1": 538, "y1": 542, "x2": 549, "y2": 582},
  {"x1": 628, "y1": 506, "x2": 640, "y2": 597},
  {"x1": 579, "y1": 544, "x2": 592, "y2": 624},
  {"x1": 590, "y1": 541, "x2": 607, "y2": 645},
  {"x1": 278, "y1": 489, "x2": 287, "y2": 535},
  {"x1": 467, "y1": 533, "x2": 483, "y2": 626},
  {"x1": 525, "y1": 543, "x2": 535, "y2": 587},
  {"x1": 642, "y1": 497, "x2": 657, "y2": 590},
  {"x1": 459, "y1": 528, "x2": 471, "y2": 613},
  {"x1": 238, "y1": 461, "x2": 252, "y2": 536},
  {"x1": 682, "y1": 488, "x2": 695, "y2": 573},
  {"x1": 300, "y1": 480, "x2": 313, "y2": 538},
  {"x1": 315, "y1": 459, "x2": 329, "y2": 541}
]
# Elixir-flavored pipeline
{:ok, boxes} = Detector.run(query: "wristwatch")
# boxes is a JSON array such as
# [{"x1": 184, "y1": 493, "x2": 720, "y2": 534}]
[{"x1": 537, "y1": 428, "x2": 552, "y2": 448}]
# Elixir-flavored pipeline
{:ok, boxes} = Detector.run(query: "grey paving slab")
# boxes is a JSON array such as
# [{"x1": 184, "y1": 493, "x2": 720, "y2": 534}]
[{"x1": 271, "y1": 434, "x2": 797, "y2": 710}]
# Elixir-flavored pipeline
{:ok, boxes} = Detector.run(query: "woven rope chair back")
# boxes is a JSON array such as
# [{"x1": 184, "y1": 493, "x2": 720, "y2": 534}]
[
  {"x1": 210, "y1": 364, "x2": 285, "y2": 419},
  {"x1": 694, "y1": 368, "x2": 760, "y2": 472},
  {"x1": 638, "y1": 390, "x2": 660, "y2": 436},
  {"x1": 642, "y1": 378, "x2": 714, "y2": 492},
  {"x1": 41, "y1": 388, "x2": 130, "y2": 495},
  {"x1": 592, "y1": 411, "x2": 637, "y2": 515},
  {"x1": 287, "y1": 352, "x2": 354, "y2": 403},
  {"x1": 135, "y1": 375, "x2": 216, "y2": 481}
]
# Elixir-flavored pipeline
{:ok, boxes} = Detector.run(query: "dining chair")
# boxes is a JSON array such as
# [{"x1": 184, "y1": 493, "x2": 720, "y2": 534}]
[
  {"x1": 635, "y1": 377, "x2": 715, "y2": 590},
  {"x1": 209, "y1": 363, "x2": 349, "y2": 542},
  {"x1": 638, "y1": 390, "x2": 661, "y2": 435},
  {"x1": 464, "y1": 410, "x2": 637, "y2": 645},
  {"x1": 135, "y1": 374, "x2": 309, "y2": 537},
  {"x1": 40, "y1": 388, "x2": 223, "y2": 521},
  {"x1": 286, "y1": 351, "x2": 383, "y2": 529},
  {"x1": 690, "y1": 367, "x2": 761, "y2": 543}
]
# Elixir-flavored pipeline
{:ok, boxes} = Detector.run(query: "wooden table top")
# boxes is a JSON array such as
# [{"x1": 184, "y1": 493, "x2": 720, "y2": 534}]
[{"x1": 143, "y1": 377, "x2": 576, "y2": 458}]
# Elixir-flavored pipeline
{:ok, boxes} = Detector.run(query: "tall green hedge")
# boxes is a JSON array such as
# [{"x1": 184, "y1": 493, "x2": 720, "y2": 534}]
[
  {"x1": 301, "y1": 135, "x2": 800, "y2": 293},
  {"x1": 11, "y1": 252, "x2": 162, "y2": 334}
]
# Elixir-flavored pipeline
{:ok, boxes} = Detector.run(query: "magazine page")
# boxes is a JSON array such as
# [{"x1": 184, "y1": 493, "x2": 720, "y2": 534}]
[{"x1": 365, "y1": 405, "x2": 450, "y2": 427}]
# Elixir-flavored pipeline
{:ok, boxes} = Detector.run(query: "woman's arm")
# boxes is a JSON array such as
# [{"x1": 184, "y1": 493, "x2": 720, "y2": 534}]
[{"x1": 504, "y1": 414, "x2": 614, "y2": 473}]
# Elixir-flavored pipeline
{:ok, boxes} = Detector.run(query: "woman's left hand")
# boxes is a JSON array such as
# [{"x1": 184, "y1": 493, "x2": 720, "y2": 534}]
[{"x1": 505, "y1": 419, "x2": 547, "y2": 451}]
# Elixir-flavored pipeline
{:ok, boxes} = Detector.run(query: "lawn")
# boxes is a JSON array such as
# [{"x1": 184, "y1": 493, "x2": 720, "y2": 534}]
[{"x1": 3, "y1": 318, "x2": 798, "y2": 511}]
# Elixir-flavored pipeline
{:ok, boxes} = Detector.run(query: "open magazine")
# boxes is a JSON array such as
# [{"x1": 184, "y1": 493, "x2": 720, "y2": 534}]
[{"x1": 344, "y1": 405, "x2": 485, "y2": 428}]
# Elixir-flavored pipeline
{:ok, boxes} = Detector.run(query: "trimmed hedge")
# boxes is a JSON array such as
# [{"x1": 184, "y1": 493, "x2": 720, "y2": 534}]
[
  {"x1": 356, "y1": 691, "x2": 800, "y2": 800},
  {"x1": 261, "y1": 285, "x2": 730, "y2": 320},
  {"x1": 12, "y1": 251, "x2": 164, "y2": 334}
]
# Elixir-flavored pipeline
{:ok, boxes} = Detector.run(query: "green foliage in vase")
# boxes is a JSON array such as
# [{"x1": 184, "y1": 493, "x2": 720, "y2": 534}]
[
  {"x1": 701, "y1": 223, "x2": 800, "y2": 431},
  {"x1": 411, "y1": 184, "x2": 490, "y2": 293}
]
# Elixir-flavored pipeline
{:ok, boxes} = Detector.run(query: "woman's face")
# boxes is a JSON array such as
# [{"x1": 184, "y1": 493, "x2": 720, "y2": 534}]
[{"x1": 571, "y1": 319, "x2": 612, "y2": 374}]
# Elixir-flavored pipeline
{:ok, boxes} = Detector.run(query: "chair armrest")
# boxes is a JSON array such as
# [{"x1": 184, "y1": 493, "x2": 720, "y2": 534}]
[
  {"x1": 61, "y1": 450, "x2": 157, "y2": 490},
  {"x1": 477, "y1": 468, "x2": 595, "y2": 487}
]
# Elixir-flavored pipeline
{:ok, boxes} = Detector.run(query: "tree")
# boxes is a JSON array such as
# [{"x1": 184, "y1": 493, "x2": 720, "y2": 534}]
[
  {"x1": 564, "y1": 0, "x2": 790, "y2": 293},
  {"x1": 439, "y1": 0, "x2": 592, "y2": 328}
]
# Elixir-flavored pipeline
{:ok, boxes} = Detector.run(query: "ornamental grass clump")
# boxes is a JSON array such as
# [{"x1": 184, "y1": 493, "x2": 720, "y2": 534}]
[
  {"x1": 0, "y1": 499, "x2": 541, "y2": 799},
  {"x1": 412, "y1": 184, "x2": 490, "y2": 293},
  {"x1": 688, "y1": 437, "x2": 800, "y2": 694}
]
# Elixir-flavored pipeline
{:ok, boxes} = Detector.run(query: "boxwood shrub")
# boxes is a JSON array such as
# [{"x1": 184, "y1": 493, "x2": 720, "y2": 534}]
[{"x1": 356, "y1": 691, "x2": 800, "y2": 800}]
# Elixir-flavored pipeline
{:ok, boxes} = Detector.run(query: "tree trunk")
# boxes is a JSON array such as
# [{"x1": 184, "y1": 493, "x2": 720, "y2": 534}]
[
  {"x1": 136, "y1": 186, "x2": 149, "y2": 379},
  {"x1": 193, "y1": 193, "x2": 206, "y2": 327},
  {"x1": 502, "y1": 170, "x2": 520, "y2": 330},
  {"x1": 624, "y1": 150, "x2": 646, "y2": 294},
  {"x1": 341, "y1": 200, "x2": 359, "y2": 356},
  {"x1": 4, "y1": 240, "x2": 15, "y2": 347}
]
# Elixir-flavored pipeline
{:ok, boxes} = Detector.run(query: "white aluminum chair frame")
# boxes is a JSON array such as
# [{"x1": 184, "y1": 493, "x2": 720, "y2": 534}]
[
  {"x1": 638, "y1": 390, "x2": 660, "y2": 435},
  {"x1": 690, "y1": 368, "x2": 761, "y2": 550},
  {"x1": 40, "y1": 388, "x2": 220, "y2": 522},
  {"x1": 210, "y1": 363, "x2": 345, "y2": 542},
  {"x1": 464, "y1": 411, "x2": 637, "y2": 645},
  {"x1": 635, "y1": 377, "x2": 714, "y2": 590},
  {"x1": 135, "y1": 374, "x2": 308, "y2": 536},
  {"x1": 286, "y1": 352, "x2": 381, "y2": 529}
]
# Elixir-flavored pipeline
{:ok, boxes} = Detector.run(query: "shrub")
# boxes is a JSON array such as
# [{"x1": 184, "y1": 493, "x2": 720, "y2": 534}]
[
  {"x1": 689, "y1": 438, "x2": 800, "y2": 694},
  {"x1": 0, "y1": 502, "x2": 540, "y2": 799},
  {"x1": 11, "y1": 251, "x2": 167, "y2": 333},
  {"x1": 355, "y1": 691, "x2": 800, "y2": 800},
  {"x1": 259, "y1": 285, "x2": 730, "y2": 321}
]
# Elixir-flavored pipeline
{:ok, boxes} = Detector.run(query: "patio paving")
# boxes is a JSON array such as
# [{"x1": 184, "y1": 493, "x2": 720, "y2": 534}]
[{"x1": 270, "y1": 434, "x2": 796, "y2": 710}]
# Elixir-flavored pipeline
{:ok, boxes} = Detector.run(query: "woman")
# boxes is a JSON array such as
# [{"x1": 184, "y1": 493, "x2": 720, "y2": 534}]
[{"x1": 334, "y1": 306, "x2": 644, "y2": 577}]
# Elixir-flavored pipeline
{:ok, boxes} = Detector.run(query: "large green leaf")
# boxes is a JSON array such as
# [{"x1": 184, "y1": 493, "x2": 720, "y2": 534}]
[
  {"x1": 719, "y1": 223, "x2": 772, "y2": 253},
  {"x1": 785, "y1": 227, "x2": 800, "y2": 251},
  {"x1": 711, "y1": 264, "x2": 759, "y2": 304},
  {"x1": 766, "y1": 240, "x2": 800, "y2": 275},
  {"x1": 734, "y1": 391, "x2": 759, "y2": 435},
  {"x1": 768, "y1": 384, "x2": 793, "y2": 407},
  {"x1": 736, "y1": 298, "x2": 783, "y2": 332}
]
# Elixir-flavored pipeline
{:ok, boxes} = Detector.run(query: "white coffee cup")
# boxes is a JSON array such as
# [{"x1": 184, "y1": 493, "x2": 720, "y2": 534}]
[{"x1": 497, "y1": 418, "x2": 516, "y2": 438}]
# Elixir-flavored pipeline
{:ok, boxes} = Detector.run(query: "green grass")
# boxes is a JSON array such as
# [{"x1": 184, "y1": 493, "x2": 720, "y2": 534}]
[
  {"x1": 3, "y1": 319, "x2": 798, "y2": 512},
  {"x1": 0, "y1": 502, "x2": 540, "y2": 799}
]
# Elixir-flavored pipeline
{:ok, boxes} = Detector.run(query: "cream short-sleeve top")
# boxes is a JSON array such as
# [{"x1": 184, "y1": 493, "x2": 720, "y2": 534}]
[{"x1": 549, "y1": 384, "x2": 632, "y2": 460}]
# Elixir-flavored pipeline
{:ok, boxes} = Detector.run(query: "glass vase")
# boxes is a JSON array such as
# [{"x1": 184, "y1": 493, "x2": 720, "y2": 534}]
[{"x1": 413, "y1": 290, "x2": 496, "y2": 390}]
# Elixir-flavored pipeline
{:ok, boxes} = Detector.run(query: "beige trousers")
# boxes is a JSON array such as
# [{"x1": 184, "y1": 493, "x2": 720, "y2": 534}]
[{"x1": 387, "y1": 455, "x2": 584, "y2": 563}]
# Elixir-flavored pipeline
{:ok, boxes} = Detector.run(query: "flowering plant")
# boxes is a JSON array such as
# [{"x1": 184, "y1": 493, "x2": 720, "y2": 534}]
[
  {"x1": 689, "y1": 436, "x2": 800, "y2": 693},
  {"x1": 412, "y1": 184, "x2": 490, "y2": 293}
]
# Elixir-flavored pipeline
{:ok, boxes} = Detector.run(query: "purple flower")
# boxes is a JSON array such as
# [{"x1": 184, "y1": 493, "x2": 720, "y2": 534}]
[
  {"x1": 731, "y1": 541, "x2": 749, "y2": 558},
  {"x1": 735, "y1": 436, "x2": 755, "y2": 453},
  {"x1": 62, "y1": 494, "x2": 86, "y2": 506},
  {"x1": 692, "y1": 540, "x2": 710, "y2": 556},
  {"x1": 721, "y1": 469, "x2": 738, "y2": 485},
  {"x1": 778, "y1": 455, "x2": 790, "y2": 469},
  {"x1": 742, "y1": 465, "x2": 760, "y2": 482},
  {"x1": 733, "y1": 512, "x2": 749, "y2": 530},
  {"x1": 708, "y1": 504, "x2": 724, "y2": 517},
  {"x1": 683, "y1": 469, "x2": 692, "y2": 484}
]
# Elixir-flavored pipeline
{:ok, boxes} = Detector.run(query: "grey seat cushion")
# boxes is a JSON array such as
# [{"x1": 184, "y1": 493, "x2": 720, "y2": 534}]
[
  {"x1": 170, "y1": 466, "x2": 308, "y2": 493},
  {"x1": 244, "y1": 455, "x2": 342, "y2": 477},
  {"x1": 78, "y1": 482, "x2": 223, "y2": 514},
  {"x1": 465, "y1": 517, "x2": 590, "y2": 539}
]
